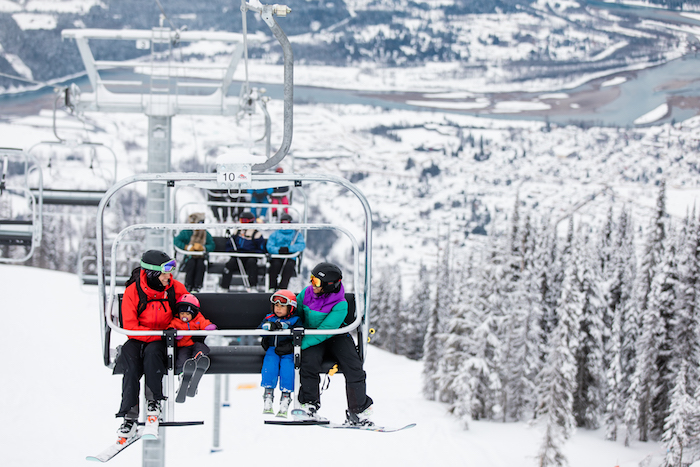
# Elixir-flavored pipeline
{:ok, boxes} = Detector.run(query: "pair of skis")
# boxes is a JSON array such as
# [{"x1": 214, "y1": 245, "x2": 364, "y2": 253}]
[
  {"x1": 86, "y1": 421, "x2": 204, "y2": 463},
  {"x1": 176, "y1": 354, "x2": 210, "y2": 403},
  {"x1": 88, "y1": 356, "x2": 209, "y2": 463},
  {"x1": 264, "y1": 408, "x2": 416, "y2": 433}
]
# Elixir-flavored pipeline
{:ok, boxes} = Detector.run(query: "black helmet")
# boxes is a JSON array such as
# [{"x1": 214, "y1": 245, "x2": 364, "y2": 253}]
[
  {"x1": 141, "y1": 250, "x2": 174, "y2": 272},
  {"x1": 280, "y1": 213, "x2": 293, "y2": 223},
  {"x1": 311, "y1": 262, "x2": 342, "y2": 294},
  {"x1": 240, "y1": 211, "x2": 255, "y2": 223}
]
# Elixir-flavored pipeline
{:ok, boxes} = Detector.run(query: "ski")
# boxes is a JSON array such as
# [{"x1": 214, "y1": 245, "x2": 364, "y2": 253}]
[
  {"x1": 289, "y1": 409, "x2": 414, "y2": 432},
  {"x1": 290, "y1": 408, "x2": 326, "y2": 422},
  {"x1": 141, "y1": 412, "x2": 160, "y2": 440},
  {"x1": 176, "y1": 358, "x2": 197, "y2": 403},
  {"x1": 264, "y1": 408, "x2": 330, "y2": 426},
  {"x1": 265, "y1": 418, "x2": 330, "y2": 426},
  {"x1": 87, "y1": 421, "x2": 204, "y2": 462},
  {"x1": 86, "y1": 428, "x2": 143, "y2": 463},
  {"x1": 321, "y1": 422, "x2": 417, "y2": 433},
  {"x1": 186, "y1": 354, "x2": 210, "y2": 397}
]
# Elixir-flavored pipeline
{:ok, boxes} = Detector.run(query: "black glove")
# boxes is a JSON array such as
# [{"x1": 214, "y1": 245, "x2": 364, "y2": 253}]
[
  {"x1": 279, "y1": 246, "x2": 289, "y2": 254},
  {"x1": 261, "y1": 338, "x2": 270, "y2": 351},
  {"x1": 263, "y1": 321, "x2": 282, "y2": 331},
  {"x1": 275, "y1": 340, "x2": 293, "y2": 356}
]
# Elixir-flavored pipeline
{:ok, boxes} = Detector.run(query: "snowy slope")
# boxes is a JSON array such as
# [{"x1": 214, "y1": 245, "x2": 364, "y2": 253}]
[{"x1": 0, "y1": 264, "x2": 664, "y2": 467}]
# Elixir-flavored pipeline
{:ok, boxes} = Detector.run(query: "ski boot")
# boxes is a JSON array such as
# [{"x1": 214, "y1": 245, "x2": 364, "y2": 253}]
[
  {"x1": 345, "y1": 405, "x2": 374, "y2": 427},
  {"x1": 263, "y1": 388, "x2": 274, "y2": 414},
  {"x1": 277, "y1": 392, "x2": 292, "y2": 418},
  {"x1": 116, "y1": 418, "x2": 137, "y2": 442}
]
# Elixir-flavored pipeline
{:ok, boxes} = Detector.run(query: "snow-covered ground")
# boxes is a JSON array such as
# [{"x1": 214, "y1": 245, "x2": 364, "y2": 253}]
[{"x1": 0, "y1": 264, "x2": 665, "y2": 466}]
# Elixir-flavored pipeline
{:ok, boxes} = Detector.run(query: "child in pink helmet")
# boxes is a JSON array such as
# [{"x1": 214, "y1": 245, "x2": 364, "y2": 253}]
[{"x1": 169, "y1": 294, "x2": 217, "y2": 372}]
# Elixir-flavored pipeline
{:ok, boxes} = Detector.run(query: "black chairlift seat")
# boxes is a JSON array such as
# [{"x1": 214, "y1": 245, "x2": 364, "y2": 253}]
[
  {"x1": 31, "y1": 189, "x2": 105, "y2": 206},
  {"x1": 116, "y1": 292, "x2": 357, "y2": 375},
  {"x1": 0, "y1": 220, "x2": 34, "y2": 245}
]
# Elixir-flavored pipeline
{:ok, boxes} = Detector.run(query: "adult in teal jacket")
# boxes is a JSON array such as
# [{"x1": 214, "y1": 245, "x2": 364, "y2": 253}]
[
  {"x1": 296, "y1": 262, "x2": 374, "y2": 426},
  {"x1": 173, "y1": 212, "x2": 215, "y2": 292}
]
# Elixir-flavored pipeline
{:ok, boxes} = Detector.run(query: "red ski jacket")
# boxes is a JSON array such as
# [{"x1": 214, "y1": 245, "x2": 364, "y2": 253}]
[
  {"x1": 169, "y1": 314, "x2": 215, "y2": 347},
  {"x1": 122, "y1": 270, "x2": 188, "y2": 342}
]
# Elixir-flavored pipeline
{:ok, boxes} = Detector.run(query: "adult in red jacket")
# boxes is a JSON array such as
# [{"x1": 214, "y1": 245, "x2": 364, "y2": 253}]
[{"x1": 115, "y1": 250, "x2": 188, "y2": 439}]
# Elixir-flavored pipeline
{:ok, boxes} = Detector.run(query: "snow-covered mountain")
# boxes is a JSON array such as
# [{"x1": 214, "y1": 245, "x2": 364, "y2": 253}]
[{"x1": 0, "y1": 0, "x2": 695, "y2": 91}]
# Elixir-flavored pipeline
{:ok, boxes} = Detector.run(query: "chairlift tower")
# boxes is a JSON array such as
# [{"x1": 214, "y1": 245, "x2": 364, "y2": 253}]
[
  {"x1": 61, "y1": 25, "x2": 261, "y2": 250},
  {"x1": 64, "y1": 4, "x2": 296, "y2": 467}
]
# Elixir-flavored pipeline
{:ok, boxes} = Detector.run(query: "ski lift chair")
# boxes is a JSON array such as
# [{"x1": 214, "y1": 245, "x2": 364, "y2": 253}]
[
  {"x1": 27, "y1": 141, "x2": 117, "y2": 207},
  {"x1": 95, "y1": 171, "x2": 372, "y2": 424},
  {"x1": 0, "y1": 148, "x2": 42, "y2": 263}
]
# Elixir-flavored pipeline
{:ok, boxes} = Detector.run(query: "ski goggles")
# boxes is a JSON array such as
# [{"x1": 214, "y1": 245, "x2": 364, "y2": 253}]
[
  {"x1": 140, "y1": 258, "x2": 177, "y2": 273},
  {"x1": 178, "y1": 304, "x2": 198, "y2": 315},
  {"x1": 270, "y1": 295, "x2": 297, "y2": 308},
  {"x1": 310, "y1": 274, "x2": 323, "y2": 287}
]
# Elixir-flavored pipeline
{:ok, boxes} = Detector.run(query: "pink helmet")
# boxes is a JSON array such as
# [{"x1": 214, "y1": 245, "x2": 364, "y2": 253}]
[
  {"x1": 175, "y1": 293, "x2": 200, "y2": 318},
  {"x1": 270, "y1": 289, "x2": 296, "y2": 314}
]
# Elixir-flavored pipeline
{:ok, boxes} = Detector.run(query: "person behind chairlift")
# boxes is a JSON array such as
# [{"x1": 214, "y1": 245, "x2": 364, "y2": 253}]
[
  {"x1": 115, "y1": 250, "x2": 188, "y2": 439},
  {"x1": 173, "y1": 212, "x2": 215, "y2": 292},
  {"x1": 248, "y1": 186, "x2": 273, "y2": 219},
  {"x1": 296, "y1": 262, "x2": 374, "y2": 426},
  {"x1": 270, "y1": 167, "x2": 290, "y2": 218},
  {"x1": 169, "y1": 294, "x2": 217, "y2": 374},
  {"x1": 266, "y1": 212, "x2": 305, "y2": 290},
  {"x1": 219, "y1": 211, "x2": 266, "y2": 291},
  {"x1": 259, "y1": 290, "x2": 302, "y2": 417}
]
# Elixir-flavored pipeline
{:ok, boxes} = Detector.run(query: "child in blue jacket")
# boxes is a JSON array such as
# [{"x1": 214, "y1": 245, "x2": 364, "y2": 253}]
[{"x1": 260, "y1": 289, "x2": 301, "y2": 417}]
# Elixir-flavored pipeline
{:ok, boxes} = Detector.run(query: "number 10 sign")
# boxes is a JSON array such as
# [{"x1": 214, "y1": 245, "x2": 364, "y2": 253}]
[{"x1": 216, "y1": 164, "x2": 252, "y2": 189}]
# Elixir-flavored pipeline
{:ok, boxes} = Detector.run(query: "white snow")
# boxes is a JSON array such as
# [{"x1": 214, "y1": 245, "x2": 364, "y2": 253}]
[
  {"x1": 0, "y1": 264, "x2": 665, "y2": 467},
  {"x1": 405, "y1": 98, "x2": 490, "y2": 110},
  {"x1": 601, "y1": 76, "x2": 628, "y2": 87},
  {"x1": 11, "y1": 12, "x2": 56, "y2": 30},
  {"x1": 634, "y1": 103, "x2": 669, "y2": 125},
  {"x1": 492, "y1": 100, "x2": 551, "y2": 113}
]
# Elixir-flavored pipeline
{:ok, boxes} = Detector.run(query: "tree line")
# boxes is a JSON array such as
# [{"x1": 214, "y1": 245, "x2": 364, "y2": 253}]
[{"x1": 371, "y1": 180, "x2": 700, "y2": 467}]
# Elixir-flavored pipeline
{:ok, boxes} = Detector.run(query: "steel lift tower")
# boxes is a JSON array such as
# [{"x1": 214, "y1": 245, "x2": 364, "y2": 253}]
[
  {"x1": 61, "y1": 25, "x2": 260, "y2": 251},
  {"x1": 62, "y1": 2, "x2": 294, "y2": 465}
]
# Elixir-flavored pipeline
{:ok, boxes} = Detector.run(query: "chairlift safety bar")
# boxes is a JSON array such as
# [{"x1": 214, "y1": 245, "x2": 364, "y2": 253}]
[{"x1": 96, "y1": 172, "x2": 372, "y2": 359}]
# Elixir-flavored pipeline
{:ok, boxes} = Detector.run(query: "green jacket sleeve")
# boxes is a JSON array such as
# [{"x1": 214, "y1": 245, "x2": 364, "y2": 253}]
[
  {"x1": 205, "y1": 232, "x2": 216, "y2": 252},
  {"x1": 174, "y1": 230, "x2": 191, "y2": 250},
  {"x1": 301, "y1": 300, "x2": 348, "y2": 350}
]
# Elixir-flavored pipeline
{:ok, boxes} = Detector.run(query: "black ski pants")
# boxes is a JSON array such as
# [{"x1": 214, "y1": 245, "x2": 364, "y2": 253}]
[
  {"x1": 220, "y1": 256, "x2": 259, "y2": 288},
  {"x1": 299, "y1": 334, "x2": 373, "y2": 414},
  {"x1": 115, "y1": 339, "x2": 167, "y2": 418},
  {"x1": 175, "y1": 342, "x2": 210, "y2": 373},
  {"x1": 183, "y1": 256, "x2": 206, "y2": 290},
  {"x1": 268, "y1": 258, "x2": 296, "y2": 289}
]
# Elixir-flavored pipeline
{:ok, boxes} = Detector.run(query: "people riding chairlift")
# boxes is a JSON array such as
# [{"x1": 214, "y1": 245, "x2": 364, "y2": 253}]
[
  {"x1": 296, "y1": 262, "x2": 374, "y2": 426},
  {"x1": 114, "y1": 250, "x2": 188, "y2": 439}
]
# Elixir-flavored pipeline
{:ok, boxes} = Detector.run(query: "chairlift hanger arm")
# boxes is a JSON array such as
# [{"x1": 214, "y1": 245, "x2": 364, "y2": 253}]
[{"x1": 242, "y1": 1, "x2": 293, "y2": 172}]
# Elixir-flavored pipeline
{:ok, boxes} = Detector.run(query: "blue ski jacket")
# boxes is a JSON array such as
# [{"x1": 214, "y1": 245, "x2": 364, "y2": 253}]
[
  {"x1": 259, "y1": 313, "x2": 302, "y2": 349},
  {"x1": 266, "y1": 229, "x2": 305, "y2": 254}
]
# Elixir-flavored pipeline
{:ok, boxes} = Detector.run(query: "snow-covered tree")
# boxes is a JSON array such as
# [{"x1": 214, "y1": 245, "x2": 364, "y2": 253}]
[
  {"x1": 662, "y1": 361, "x2": 698, "y2": 467},
  {"x1": 573, "y1": 232, "x2": 605, "y2": 429},
  {"x1": 399, "y1": 262, "x2": 430, "y2": 360},
  {"x1": 535, "y1": 224, "x2": 580, "y2": 467}
]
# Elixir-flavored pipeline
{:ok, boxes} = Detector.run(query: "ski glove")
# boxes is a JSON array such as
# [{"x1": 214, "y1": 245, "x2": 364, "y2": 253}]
[
  {"x1": 275, "y1": 340, "x2": 293, "y2": 356},
  {"x1": 262, "y1": 321, "x2": 281, "y2": 331},
  {"x1": 205, "y1": 324, "x2": 217, "y2": 330},
  {"x1": 279, "y1": 246, "x2": 289, "y2": 254}
]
